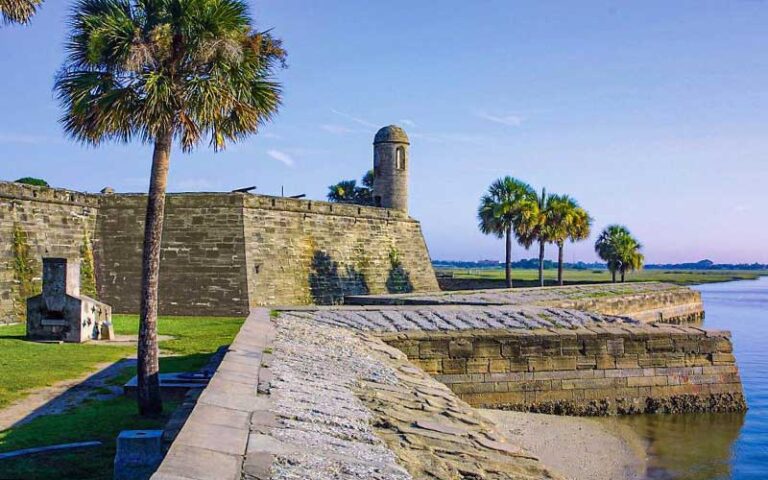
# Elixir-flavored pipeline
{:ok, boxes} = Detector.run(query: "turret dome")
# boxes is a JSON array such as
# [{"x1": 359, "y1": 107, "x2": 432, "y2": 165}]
[{"x1": 373, "y1": 125, "x2": 410, "y2": 145}]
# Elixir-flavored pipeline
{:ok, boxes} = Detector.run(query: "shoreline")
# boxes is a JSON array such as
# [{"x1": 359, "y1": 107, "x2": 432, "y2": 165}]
[{"x1": 479, "y1": 409, "x2": 648, "y2": 480}]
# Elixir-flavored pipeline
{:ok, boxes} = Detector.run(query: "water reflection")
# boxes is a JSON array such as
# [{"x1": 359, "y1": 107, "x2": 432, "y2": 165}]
[{"x1": 605, "y1": 413, "x2": 745, "y2": 480}]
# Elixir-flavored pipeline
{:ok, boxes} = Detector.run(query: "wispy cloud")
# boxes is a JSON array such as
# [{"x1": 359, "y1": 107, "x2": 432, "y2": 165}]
[
  {"x1": 267, "y1": 149, "x2": 295, "y2": 167},
  {"x1": 475, "y1": 111, "x2": 524, "y2": 127},
  {"x1": 331, "y1": 109, "x2": 378, "y2": 128},
  {"x1": 260, "y1": 132, "x2": 282, "y2": 139},
  {"x1": 320, "y1": 124, "x2": 355, "y2": 135},
  {"x1": 400, "y1": 119, "x2": 417, "y2": 128}
]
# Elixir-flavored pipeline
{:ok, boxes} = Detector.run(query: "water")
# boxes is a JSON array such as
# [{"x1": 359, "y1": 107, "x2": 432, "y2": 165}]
[{"x1": 609, "y1": 277, "x2": 768, "y2": 479}]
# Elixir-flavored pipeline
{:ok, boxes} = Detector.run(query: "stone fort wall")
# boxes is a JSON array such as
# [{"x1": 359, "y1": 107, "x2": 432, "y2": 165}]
[
  {"x1": 0, "y1": 183, "x2": 100, "y2": 324},
  {"x1": 0, "y1": 182, "x2": 438, "y2": 323}
]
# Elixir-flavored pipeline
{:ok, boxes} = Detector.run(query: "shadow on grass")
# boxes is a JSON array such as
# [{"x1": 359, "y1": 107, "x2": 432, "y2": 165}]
[
  {"x1": 0, "y1": 395, "x2": 175, "y2": 480},
  {"x1": 0, "y1": 350, "x2": 228, "y2": 480}
]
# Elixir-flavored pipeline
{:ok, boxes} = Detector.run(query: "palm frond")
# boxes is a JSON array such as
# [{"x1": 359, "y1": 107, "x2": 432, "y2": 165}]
[{"x1": 0, "y1": 0, "x2": 42, "y2": 25}]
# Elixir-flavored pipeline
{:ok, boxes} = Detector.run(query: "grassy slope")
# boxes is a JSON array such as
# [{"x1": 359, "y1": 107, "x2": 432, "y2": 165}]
[
  {"x1": 441, "y1": 268, "x2": 768, "y2": 286},
  {"x1": 0, "y1": 315, "x2": 244, "y2": 480},
  {"x1": 0, "y1": 323, "x2": 133, "y2": 411}
]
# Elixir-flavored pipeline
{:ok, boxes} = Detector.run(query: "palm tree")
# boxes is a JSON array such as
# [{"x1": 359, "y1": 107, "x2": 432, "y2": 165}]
[
  {"x1": 594, "y1": 225, "x2": 643, "y2": 282},
  {"x1": 546, "y1": 195, "x2": 591, "y2": 286},
  {"x1": 327, "y1": 179, "x2": 359, "y2": 203},
  {"x1": 55, "y1": 0, "x2": 285, "y2": 416},
  {"x1": 0, "y1": 0, "x2": 42, "y2": 24},
  {"x1": 478, "y1": 177, "x2": 537, "y2": 288},
  {"x1": 525, "y1": 188, "x2": 551, "y2": 287},
  {"x1": 327, "y1": 170, "x2": 374, "y2": 205},
  {"x1": 615, "y1": 231, "x2": 644, "y2": 282}
]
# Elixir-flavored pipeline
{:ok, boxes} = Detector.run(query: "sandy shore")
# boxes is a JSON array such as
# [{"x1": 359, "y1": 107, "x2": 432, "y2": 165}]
[{"x1": 479, "y1": 409, "x2": 647, "y2": 480}]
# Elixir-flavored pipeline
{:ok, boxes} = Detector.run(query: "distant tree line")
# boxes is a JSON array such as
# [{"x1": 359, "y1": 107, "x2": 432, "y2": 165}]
[
  {"x1": 434, "y1": 258, "x2": 768, "y2": 271},
  {"x1": 433, "y1": 259, "x2": 605, "y2": 270}
]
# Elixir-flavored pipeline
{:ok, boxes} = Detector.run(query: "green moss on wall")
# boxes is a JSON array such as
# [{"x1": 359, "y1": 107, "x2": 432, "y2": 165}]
[
  {"x1": 12, "y1": 223, "x2": 40, "y2": 321},
  {"x1": 80, "y1": 228, "x2": 98, "y2": 299},
  {"x1": 386, "y1": 246, "x2": 413, "y2": 294}
]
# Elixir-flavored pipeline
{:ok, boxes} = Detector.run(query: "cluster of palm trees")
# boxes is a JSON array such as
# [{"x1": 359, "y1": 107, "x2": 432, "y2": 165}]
[
  {"x1": 478, "y1": 176, "x2": 643, "y2": 287},
  {"x1": 4, "y1": 0, "x2": 286, "y2": 416}
]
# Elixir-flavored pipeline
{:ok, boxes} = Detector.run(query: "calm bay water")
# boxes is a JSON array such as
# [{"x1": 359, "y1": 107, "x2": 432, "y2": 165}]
[{"x1": 609, "y1": 277, "x2": 768, "y2": 480}]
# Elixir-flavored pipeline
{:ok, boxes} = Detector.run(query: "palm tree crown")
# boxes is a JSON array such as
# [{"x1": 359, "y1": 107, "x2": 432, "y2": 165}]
[
  {"x1": 478, "y1": 176, "x2": 537, "y2": 287},
  {"x1": 0, "y1": 0, "x2": 41, "y2": 24},
  {"x1": 55, "y1": 0, "x2": 285, "y2": 151},
  {"x1": 594, "y1": 225, "x2": 644, "y2": 282},
  {"x1": 477, "y1": 177, "x2": 537, "y2": 238},
  {"x1": 544, "y1": 195, "x2": 592, "y2": 285}
]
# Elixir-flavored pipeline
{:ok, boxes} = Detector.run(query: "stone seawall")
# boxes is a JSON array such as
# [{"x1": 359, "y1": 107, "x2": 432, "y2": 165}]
[
  {"x1": 381, "y1": 326, "x2": 744, "y2": 415},
  {"x1": 280, "y1": 305, "x2": 746, "y2": 416},
  {"x1": 0, "y1": 182, "x2": 438, "y2": 321},
  {"x1": 549, "y1": 288, "x2": 704, "y2": 324},
  {"x1": 0, "y1": 182, "x2": 100, "y2": 324}
]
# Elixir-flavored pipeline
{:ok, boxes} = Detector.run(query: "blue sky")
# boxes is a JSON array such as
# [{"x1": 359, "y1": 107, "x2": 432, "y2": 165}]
[{"x1": 2, "y1": 1, "x2": 768, "y2": 263}]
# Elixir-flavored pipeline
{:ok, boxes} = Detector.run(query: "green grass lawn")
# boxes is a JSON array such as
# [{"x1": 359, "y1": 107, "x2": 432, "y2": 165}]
[
  {"x1": 440, "y1": 268, "x2": 768, "y2": 287},
  {"x1": 0, "y1": 314, "x2": 244, "y2": 480}
]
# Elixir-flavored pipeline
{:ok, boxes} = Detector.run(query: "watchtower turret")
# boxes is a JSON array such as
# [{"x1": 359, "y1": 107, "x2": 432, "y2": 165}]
[{"x1": 372, "y1": 125, "x2": 409, "y2": 213}]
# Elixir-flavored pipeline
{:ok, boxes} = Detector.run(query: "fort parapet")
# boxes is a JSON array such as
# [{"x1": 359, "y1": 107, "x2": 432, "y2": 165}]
[{"x1": 0, "y1": 182, "x2": 438, "y2": 323}]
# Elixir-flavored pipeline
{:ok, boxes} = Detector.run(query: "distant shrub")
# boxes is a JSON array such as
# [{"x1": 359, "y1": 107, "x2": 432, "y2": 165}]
[{"x1": 15, "y1": 177, "x2": 49, "y2": 187}]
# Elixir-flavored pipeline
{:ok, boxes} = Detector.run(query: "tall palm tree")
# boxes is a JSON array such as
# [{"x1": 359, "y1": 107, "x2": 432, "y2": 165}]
[
  {"x1": 0, "y1": 0, "x2": 41, "y2": 24},
  {"x1": 56, "y1": 0, "x2": 285, "y2": 416},
  {"x1": 546, "y1": 195, "x2": 591, "y2": 286},
  {"x1": 478, "y1": 177, "x2": 537, "y2": 288},
  {"x1": 594, "y1": 225, "x2": 643, "y2": 282}
]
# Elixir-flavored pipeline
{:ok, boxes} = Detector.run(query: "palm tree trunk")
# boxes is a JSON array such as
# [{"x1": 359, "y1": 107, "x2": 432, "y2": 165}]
[
  {"x1": 611, "y1": 269, "x2": 616, "y2": 283},
  {"x1": 557, "y1": 243, "x2": 564, "y2": 286},
  {"x1": 538, "y1": 240, "x2": 545, "y2": 287},
  {"x1": 137, "y1": 130, "x2": 172, "y2": 417},
  {"x1": 621, "y1": 269, "x2": 626, "y2": 283},
  {"x1": 505, "y1": 226, "x2": 512, "y2": 288}
]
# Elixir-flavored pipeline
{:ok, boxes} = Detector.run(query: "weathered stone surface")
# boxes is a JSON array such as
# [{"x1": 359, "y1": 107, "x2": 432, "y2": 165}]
[
  {"x1": 347, "y1": 282, "x2": 705, "y2": 325},
  {"x1": 197, "y1": 311, "x2": 565, "y2": 480},
  {"x1": 26, "y1": 258, "x2": 112, "y2": 342}
]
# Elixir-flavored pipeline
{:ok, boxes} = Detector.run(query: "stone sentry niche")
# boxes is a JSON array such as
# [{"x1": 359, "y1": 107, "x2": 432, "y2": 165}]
[{"x1": 26, "y1": 258, "x2": 113, "y2": 343}]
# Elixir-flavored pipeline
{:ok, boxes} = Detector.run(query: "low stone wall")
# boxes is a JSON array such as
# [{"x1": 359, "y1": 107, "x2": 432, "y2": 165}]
[
  {"x1": 347, "y1": 282, "x2": 705, "y2": 325},
  {"x1": 380, "y1": 325, "x2": 745, "y2": 415},
  {"x1": 549, "y1": 288, "x2": 704, "y2": 324}
]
